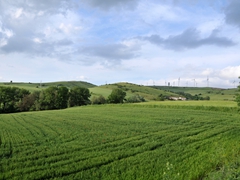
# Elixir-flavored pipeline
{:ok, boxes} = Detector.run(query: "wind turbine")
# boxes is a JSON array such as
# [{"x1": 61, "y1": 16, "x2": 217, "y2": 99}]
[
  {"x1": 192, "y1": 79, "x2": 196, "y2": 87},
  {"x1": 233, "y1": 80, "x2": 236, "y2": 88},
  {"x1": 178, "y1": 77, "x2": 180, "y2": 87}
]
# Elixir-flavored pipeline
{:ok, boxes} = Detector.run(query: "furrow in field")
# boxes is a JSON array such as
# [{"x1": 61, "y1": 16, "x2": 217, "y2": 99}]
[
  {"x1": 10, "y1": 115, "x2": 39, "y2": 139},
  {"x1": 3, "y1": 125, "x2": 211, "y2": 177},
  {"x1": 26, "y1": 115, "x2": 62, "y2": 136}
]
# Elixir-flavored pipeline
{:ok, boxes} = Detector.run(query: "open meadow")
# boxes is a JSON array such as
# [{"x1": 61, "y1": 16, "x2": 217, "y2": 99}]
[{"x1": 1, "y1": 103, "x2": 240, "y2": 179}]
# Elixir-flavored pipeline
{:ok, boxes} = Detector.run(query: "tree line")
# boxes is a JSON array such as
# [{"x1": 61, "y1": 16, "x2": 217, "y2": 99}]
[
  {"x1": 0, "y1": 86, "x2": 135, "y2": 113},
  {"x1": 0, "y1": 86, "x2": 91, "y2": 113}
]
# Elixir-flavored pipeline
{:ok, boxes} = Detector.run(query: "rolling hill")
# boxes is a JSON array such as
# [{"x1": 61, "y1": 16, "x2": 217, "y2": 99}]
[
  {"x1": 0, "y1": 81, "x2": 96, "y2": 92},
  {"x1": 0, "y1": 81, "x2": 238, "y2": 102},
  {"x1": 150, "y1": 86, "x2": 238, "y2": 101},
  {"x1": 89, "y1": 82, "x2": 179, "y2": 101}
]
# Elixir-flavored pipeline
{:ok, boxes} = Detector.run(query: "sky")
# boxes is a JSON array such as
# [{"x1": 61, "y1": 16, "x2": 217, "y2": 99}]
[{"x1": 0, "y1": 0, "x2": 240, "y2": 88}]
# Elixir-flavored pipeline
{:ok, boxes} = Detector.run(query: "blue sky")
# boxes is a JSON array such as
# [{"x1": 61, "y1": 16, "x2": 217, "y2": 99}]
[{"x1": 0, "y1": 0, "x2": 240, "y2": 88}]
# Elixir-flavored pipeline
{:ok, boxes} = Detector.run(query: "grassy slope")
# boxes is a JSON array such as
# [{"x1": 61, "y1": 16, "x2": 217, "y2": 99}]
[
  {"x1": 90, "y1": 82, "x2": 178, "y2": 101},
  {"x1": 151, "y1": 86, "x2": 238, "y2": 101},
  {"x1": 1, "y1": 105, "x2": 240, "y2": 179},
  {"x1": 0, "y1": 80, "x2": 237, "y2": 102},
  {"x1": 0, "y1": 81, "x2": 96, "y2": 92}
]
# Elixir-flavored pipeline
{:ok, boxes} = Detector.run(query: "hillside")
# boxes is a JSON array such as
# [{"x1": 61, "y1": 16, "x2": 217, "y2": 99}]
[
  {"x1": 0, "y1": 81, "x2": 96, "y2": 91},
  {"x1": 0, "y1": 81, "x2": 238, "y2": 102},
  {"x1": 150, "y1": 86, "x2": 238, "y2": 101},
  {"x1": 90, "y1": 82, "x2": 178, "y2": 101}
]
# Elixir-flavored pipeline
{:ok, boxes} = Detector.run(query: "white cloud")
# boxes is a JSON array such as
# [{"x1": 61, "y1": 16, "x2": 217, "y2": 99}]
[
  {"x1": 59, "y1": 23, "x2": 82, "y2": 34},
  {"x1": 13, "y1": 8, "x2": 23, "y2": 18},
  {"x1": 33, "y1": 38, "x2": 42, "y2": 44},
  {"x1": 219, "y1": 66, "x2": 240, "y2": 79},
  {"x1": 0, "y1": 38, "x2": 7, "y2": 47},
  {"x1": 0, "y1": 0, "x2": 240, "y2": 88}
]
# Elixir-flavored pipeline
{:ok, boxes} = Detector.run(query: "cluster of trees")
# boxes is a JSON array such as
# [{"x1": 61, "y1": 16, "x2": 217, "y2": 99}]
[
  {"x1": 91, "y1": 89, "x2": 145, "y2": 105},
  {"x1": 0, "y1": 86, "x2": 91, "y2": 113},
  {"x1": 0, "y1": 86, "x2": 133, "y2": 113},
  {"x1": 175, "y1": 92, "x2": 210, "y2": 100}
]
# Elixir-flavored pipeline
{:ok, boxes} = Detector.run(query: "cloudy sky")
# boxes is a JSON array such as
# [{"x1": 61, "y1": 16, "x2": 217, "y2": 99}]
[{"x1": 0, "y1": 0, "x2": 240, "y2": 88}]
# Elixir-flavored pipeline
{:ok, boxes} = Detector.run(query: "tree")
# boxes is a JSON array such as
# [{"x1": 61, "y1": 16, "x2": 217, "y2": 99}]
[
  {"x1": 68, "y1": 87, "x2": 91, "y2": 107},
  {"x1": 0, "y1": 86, "x2": 30, "y2": 113},
  {"x1": 126, "y1": 94, "x2": 145, "y2": 103},
  {"x1": 56, "y1": 86, "x2": 69, "y2": 109},
  {"x1": 91, "y1": 95, "x2": 106, "y2": 105},
  {"x1": 18, "y1": 91, "x2": 40, "y2": 111},
  {"x1": 108, "y1": 88, "x2": 126, "y2": 103},
  {"x1": 38, "y1": 86, "x2": 58, "y2": 110}
]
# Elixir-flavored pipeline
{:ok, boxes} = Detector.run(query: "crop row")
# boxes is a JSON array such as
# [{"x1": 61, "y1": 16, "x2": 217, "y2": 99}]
[{"x1": 1, "y1": 105, "x2": 240, "y2": 179}]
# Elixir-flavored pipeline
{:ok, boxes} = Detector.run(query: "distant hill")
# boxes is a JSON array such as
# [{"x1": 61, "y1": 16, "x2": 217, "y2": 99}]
[
  {"x1": 90, "y1": 82, "x2": 179, "y2": 101},
  {"x1": 0, "y1": 81, "x2": 237, "y2": 101},
  {"x1": 0, "y1": 81, "x2": 96, "y2": 91},
  {"x1": 150, "y1": 86, "x2": 238, "y2": 101}
]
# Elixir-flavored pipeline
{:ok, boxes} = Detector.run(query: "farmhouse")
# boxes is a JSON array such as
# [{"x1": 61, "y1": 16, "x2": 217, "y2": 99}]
[{"x1": 168, "y1": 96, "x2": 186, "y2": 101}]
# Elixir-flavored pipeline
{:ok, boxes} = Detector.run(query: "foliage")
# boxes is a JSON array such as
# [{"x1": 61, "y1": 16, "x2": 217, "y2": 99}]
[
  {"x1": 91, "y1": 95, "x2": 106, "y2": 105},
  {"x1": 98, "y1": 82, "x2": 178, "y2": 101},
  {"x1": 68, "y1": 87, "x2": 91, "y2": 107},
  {"x1": 108, "y1": 88, "x2": 126, "y2": 103},
  {"x1": 175, "y1": 91, "x2": 210, "y2": 100},
  {"x1": 18, "y1": 91, "x2": 40, "y2": 111},
  {"x1": 0, "y1": 86, "x2": 91, "y2": 113},
  {"x1": 39, "y1": 86, "x2": 59, "y2": 110},
  {"x1": 1, "y1": 105, "x2": 240, "y2": 179},
  {"x1": 0, "y1": 86, "x2": 30, "y2": 113},
  {"x1": 126, "y1": 94, "x2": 145, "y2": 103}
]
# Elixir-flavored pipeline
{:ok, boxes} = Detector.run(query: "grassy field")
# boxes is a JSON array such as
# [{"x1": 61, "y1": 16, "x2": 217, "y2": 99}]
[
  {"x1": 0, "y1": 81, "x2": 238, "y2": 102},
  {"x1": 0, "y1": 81, "x2": 95, "y2": 92},
  {"x1": 152, "y1": 86, "x2": 238, "y2": 101},
  {"x1": 138, "y1": 100, "x2": 237, "y2": 107},
  {"x1": 90, "y1": 83, "x2": 178, "y2": 101},
  {"x1": 1, "y1": 104, "x2": 240, "y2": 179}
]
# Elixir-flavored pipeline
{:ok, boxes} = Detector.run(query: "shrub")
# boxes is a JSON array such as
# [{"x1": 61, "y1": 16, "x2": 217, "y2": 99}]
[
  {"x1": 91, "y1": 95, "x2": 106, "y2": 105},
  {"x1": 126, "y1": 95, "x2": 145, "y2": 103}
]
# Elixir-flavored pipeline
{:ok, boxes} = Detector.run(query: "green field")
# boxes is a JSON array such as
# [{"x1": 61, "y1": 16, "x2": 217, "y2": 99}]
[
  {"x1": 0, "y1": 81, "x2": 95, "y2": 92},
  {"x1": 90, "y1": 83, "x2": 178, "y2": 101},
  {"x1": 152, "y1": 86, "x2": 238, "y2": 101},
  {"x1": 138, "y1": 100, "x2": 237, "y2": 107},
  {"x1": 1, "y1": 104, "x2": 240, "y2": 179}
]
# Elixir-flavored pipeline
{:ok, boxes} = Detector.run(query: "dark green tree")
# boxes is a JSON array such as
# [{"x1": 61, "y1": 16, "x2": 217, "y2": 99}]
[
  {"x1": 108, "y1": 88, "x2": 126, "y2": 103},
  {"x1": 56, "y1": 86, "x2": 69, "y2": 109},
  {"x1": 91, "y1": 95, "x2": 106, "y2": 105},
  {"x1": 38, "y1": 86, "x2": 70, "y2": 110},
  {"x1": 18, "y1": 91, "x2": 40, "y2": 111},
  {"x1": 69, "y1": 87, "x2": 91, "y2": 107},
  {"x1": 39, "y1": 86, "x2": 58, "y2": 110},
  {"x1": 0, "y1": 86, "x2": 30, "y2": 113}
]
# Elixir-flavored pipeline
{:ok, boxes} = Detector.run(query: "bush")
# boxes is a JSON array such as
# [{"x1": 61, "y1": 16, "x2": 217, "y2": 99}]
[
  {"x1": 108, "y1": 89, "x2": 126, "y2": 104},
  {"x1": 126, "y1": 95, "x2": 145, "y2": 103},
  {"x1": 91, "y1": 95, "x2": 106, "y2": 105}
]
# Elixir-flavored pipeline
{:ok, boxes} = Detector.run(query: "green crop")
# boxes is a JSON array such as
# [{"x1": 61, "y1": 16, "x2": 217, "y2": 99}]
[{"x1": 1, "y1": 104, "x2": 240, "y2": 179}]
